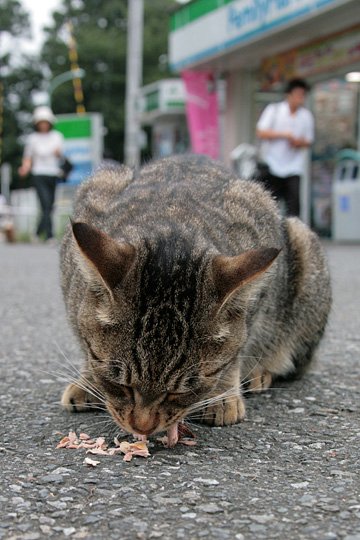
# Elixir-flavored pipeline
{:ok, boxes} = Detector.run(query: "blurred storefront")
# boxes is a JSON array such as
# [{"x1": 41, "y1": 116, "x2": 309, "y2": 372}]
[
  {"x1": 259, "y1": 27, "x2": 360, "y2": 235},
  {"x1": 139, "y1": 79, "x2": 189, "y2": 159},
  {"x1": 169, "y1": 0, "x2": 360, "y2": 233}
]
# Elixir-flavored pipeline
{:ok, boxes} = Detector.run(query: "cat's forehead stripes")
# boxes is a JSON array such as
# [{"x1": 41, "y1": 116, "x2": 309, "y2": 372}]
[{"x1": 130, "y1": 234, "x2": 209, "y2": 384}]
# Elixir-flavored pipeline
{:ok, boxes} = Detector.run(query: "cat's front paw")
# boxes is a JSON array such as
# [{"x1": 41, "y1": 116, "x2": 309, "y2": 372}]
[
  {"x1": 197, "y1": 394, "x2": 246, "y2": 426},
  {"x1": 61, "y1": 382, "x2": 103, "y2": 413}
]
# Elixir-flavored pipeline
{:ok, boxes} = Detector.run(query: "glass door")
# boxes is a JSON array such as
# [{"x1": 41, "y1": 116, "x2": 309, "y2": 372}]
[{"x1": 311, "y1": 78, "x2": 358, "y2": 236}]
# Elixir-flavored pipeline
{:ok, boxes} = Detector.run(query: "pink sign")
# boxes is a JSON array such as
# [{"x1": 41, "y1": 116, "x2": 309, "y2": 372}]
[{"x1": 181, "y1": 70, "x2": 219, "y2": 159}]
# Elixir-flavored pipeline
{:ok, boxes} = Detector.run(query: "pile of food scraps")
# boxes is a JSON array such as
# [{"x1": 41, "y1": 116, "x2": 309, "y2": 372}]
[
  {"x1": 56, "y1": 431, "x2": 150, "y2": 463},
  {"x1": 56, "y1": 423, "x2": 196, "y2": 465}
]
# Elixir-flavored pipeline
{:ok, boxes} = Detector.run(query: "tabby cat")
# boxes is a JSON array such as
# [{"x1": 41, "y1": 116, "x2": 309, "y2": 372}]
[{"x1": 60, "y1": 156, "x2": 331, "y2": 446}]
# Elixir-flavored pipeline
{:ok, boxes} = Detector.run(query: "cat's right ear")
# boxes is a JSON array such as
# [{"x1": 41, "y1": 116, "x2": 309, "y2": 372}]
[
  {"x1": 212, "y1": 247, "x2": 280, "y2": 308},
  {"x1": 71, "y1": 222, "x2": 136, "y2": 294}
]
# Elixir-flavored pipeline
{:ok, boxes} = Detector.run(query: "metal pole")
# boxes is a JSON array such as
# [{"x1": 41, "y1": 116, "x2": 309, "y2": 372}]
[
  {"x1": 357, "y1": 82, "x2": 360, "y2": 152},
  {"x1": 301, "y1": 152, "x2": 311, "y2": 226},
  {"x1": 124, "y1": 0, "x2": 144, "y2": 169},
  {"x1": 1, "y1": 162, "x2": 11, "y2": 203}
]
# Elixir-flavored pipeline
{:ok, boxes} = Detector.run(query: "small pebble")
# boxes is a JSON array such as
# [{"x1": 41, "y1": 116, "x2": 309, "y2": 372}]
[
  {"x1": 40, "y1": 474, "x2": 64, "y2": 484},
  {"x1": 197, "y1": 503, "x2": 223, "y2": 514},
  {"x1": 63, "y1": 527, "x2": 76, "y2": 536},
  {"x1": 250, "y1": 514, "x2": 274, "y2": 524},
  {"x1": 193, "y1": 478, "x2": 219, "y2": 486}
]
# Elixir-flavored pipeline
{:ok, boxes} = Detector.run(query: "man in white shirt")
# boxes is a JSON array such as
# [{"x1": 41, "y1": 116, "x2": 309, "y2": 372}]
[{"x1": 256, "y1": 78, "x2": 314, "y2": 217}]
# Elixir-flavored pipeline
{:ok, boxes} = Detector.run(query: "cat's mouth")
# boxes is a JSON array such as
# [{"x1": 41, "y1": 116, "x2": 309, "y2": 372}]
[
  {"x1": 106, "y1": 402, "x2": 182, "y2": 447},
  {"x1": 130, "y1": 421, "x2": 180, "y2": 446}
]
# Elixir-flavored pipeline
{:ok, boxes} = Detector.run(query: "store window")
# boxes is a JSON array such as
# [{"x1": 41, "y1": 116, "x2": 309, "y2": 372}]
[{"x1": 311, "y1": 78, "x2": 358, "y2": 236}]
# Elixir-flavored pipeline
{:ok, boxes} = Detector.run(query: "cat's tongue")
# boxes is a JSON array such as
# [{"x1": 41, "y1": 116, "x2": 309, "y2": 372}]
[
  {"x1": 166, "y1": 422, "x2": 179, "y2": 448},
  {"x1": 133, "y1": 423, "x2": 180, "y2": 448}
]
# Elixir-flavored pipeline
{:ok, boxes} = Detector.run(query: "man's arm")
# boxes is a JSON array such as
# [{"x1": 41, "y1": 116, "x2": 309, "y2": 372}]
[
  {"x1": 290, "y1": 110, "x2": 314, "y2": 148},
  {"x1": 256, "y1": 127, "x2": 293, "y2": 141},
  {"x1": 289, "y1": 137, "x2": 312, "y2": 148},
  {"x1": 256, "y1": 103, "x2": 294, "y2": 142}
]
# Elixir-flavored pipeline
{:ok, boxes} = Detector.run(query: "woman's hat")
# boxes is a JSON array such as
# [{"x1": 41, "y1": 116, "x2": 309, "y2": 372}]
[{"x1": 32, "y1": 106, "x2": 56, "y2": 125}]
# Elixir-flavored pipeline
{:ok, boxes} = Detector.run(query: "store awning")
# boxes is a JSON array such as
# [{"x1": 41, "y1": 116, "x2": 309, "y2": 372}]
[{"x1": 169, "y1": 0, "x2": 359, "y2": 72}]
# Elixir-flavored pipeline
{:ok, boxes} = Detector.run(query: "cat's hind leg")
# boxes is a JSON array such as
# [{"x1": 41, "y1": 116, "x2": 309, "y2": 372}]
[
  {"x1": 247, "y1": 366, "x2": 272, "y2": 392},
  {"x1": 61, "y1": 379, "x2": 105, "y2": 413}
]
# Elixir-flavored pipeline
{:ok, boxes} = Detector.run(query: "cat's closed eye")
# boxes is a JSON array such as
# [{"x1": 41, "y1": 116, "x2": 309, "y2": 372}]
[
  {"x1": 100, "y1": 378, "x2": 135, "y2": 401},
  {"x1": 166, "y1": 391, "x2": 196, "y2": 405},
  {"x1": 120, "y1": 385, "x2": 134, "y2": 401},
  {"x1": 167, "y1": 392, "x2": 189, "y2": 401},
  {"x1": 109, "y1": 361, "x2": 122, "y2": 378},
  {"x1": 84, "y1": 339, "x2": 103, "y2": 363}
]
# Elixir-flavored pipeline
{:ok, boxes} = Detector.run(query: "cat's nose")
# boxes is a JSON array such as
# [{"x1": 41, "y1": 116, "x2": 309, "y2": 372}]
[
  {"x1": 132, "y1": 426, "x2": 156, "y2": 436},
  {"x1": 130, "y1": 413, "x2": 160, "y2": 435},
  {"x1": 131, "y1": 423, "x2": 159, "y2": 436}
]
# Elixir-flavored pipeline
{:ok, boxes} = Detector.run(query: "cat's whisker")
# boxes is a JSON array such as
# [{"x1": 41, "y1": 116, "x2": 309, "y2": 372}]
[
  {"x1": 64, "y1": 404, "x2": 108, "y2": 412},
  {"x1": 199, "y1": 388, "x2": 239, "y2": 403},
  {"x1": 51, "y1": 344, "x2": 84, "y2": 375},
  {"x1": 39, "y1": 367, "x2": 106, "y2": 404},
  {"x1": 187, "y1": 387, "x2": 239, "y2": 413},
  {"x1": 86, "y1": 417, "x2": 113, "y2": 428},
  {"x1": 190, "y1": 395, "x2": 242, "y2": 413},
  {"x1": 243, "y1": 386, "x2": 295, "y2": 395},
  {"x1": 42, "y1": 356, "x2": 106, "y2": 402},
  {"x1": 52, "y1": 342, "x2": 107, "y2": 402},
  {"x1": 40, "y1": 366, "x2": 105, "y2": 399},
  {"x1": 188, "y1": 397, "x2": 241, "y2": 415},
  {"x1": 182, "y1": 419, "x2": 199, "y2": 429},
  {"x1": 86, "y1": 416, "x2": 112, "y2": 425},
  {"x1": 41, "y1": 361, "x2": 82, "y2": 386},
  {"x1": 48, "y1": 397, "x2": 108, "y2": 413},
  {"x1": 56, "y1": 366, "x2": 107, "y2": 401},
  {"x1": 37, "y1": 366, "x2": 79, "y2": 385}
]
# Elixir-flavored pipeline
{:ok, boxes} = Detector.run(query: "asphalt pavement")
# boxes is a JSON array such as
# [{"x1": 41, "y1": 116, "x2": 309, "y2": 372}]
[{"x1": 0, "y1": 240, "x2": 359, "y2": 540}]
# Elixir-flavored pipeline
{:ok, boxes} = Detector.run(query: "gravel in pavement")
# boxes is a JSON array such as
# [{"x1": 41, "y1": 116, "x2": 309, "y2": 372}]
[{"x1": 0, "y1": 242, "x2": 359, "y2": 539}]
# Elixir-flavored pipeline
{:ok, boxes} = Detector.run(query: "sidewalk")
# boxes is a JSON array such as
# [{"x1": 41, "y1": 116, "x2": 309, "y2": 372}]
[{"x1": 0, "y1": 242, "x2": 359, "y2": 540}]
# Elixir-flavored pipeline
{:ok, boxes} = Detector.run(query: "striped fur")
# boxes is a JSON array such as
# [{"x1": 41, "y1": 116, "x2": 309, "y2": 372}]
[{"x1": 60, "y1": 156, "x2": 331, "y2": 435}]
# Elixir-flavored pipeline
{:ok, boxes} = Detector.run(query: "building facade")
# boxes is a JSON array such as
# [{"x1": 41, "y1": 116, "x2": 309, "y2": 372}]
[{"x1": 169, "y1": 0, "x2": 360, "y2": 232}]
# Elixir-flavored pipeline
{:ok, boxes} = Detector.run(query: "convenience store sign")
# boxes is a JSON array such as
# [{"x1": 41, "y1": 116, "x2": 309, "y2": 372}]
[
  {"x1": 169, "y1": 0, "x2": 346, "y2": 70},
  {"x1": 55, "y1": 114, "x2": 99, "y2": 185}
]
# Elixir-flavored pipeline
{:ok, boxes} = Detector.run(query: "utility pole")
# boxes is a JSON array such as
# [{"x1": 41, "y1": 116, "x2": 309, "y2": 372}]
[
  {"x1": 124, "y1": 0, "x2": 144, "y2": 169},
  {"x1": 66, "y1": 20, "x2": 86, "y2": 114}
]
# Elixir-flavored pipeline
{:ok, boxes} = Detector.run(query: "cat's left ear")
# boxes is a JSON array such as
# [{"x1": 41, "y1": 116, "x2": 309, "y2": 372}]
[
  {"x1": 212, "y1": 247, "x2": 280, "y2": 306},
  {"x1": 72, "y1": 222, "x2": 135, "y2": 292}
]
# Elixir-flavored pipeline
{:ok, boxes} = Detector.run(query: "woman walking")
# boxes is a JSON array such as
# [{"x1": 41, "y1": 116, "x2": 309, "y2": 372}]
[{"x1": 19, "y1": 106, "x2": 64, "y2": 242}]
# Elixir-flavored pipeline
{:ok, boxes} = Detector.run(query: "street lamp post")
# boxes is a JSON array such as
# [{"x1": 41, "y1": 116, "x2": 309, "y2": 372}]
[{"x1": 47, "y1": 68, "x2": 86, "y2": 108}]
